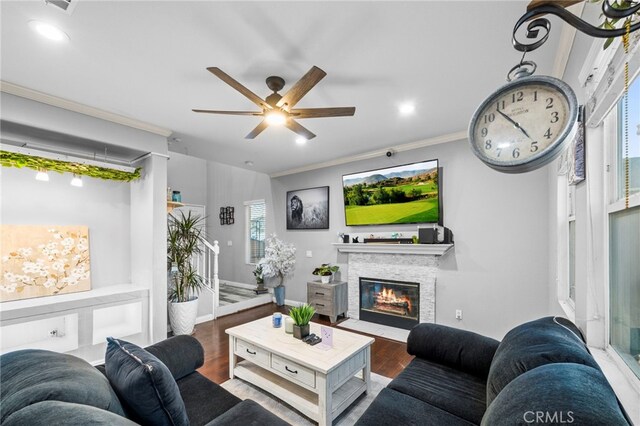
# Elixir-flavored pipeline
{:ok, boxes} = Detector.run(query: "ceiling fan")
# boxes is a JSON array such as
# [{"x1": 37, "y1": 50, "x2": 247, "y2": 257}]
[{"x1": 193, "y1": 66, "x2": 355, "y2": 140}]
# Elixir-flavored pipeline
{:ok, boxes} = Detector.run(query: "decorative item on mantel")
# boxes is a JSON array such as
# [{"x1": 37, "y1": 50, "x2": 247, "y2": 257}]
[
  {"x1": 0, "y1": 225, "x2": 91, "y2": 302},
  {"x1": 312, "y1": 263, "x2": 339, "y2": 284},
  {"x1": 260, "y1": 234, "x2": 296, "y2": 306},
  {"x1": 288, "y1": 303, "x2": 315, "y2": 339}
]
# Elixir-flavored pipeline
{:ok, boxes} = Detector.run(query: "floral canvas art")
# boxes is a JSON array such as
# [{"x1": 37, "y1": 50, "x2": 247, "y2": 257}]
[{"x1": 1, "y1": 225, "x2": 91, "y2": 302}]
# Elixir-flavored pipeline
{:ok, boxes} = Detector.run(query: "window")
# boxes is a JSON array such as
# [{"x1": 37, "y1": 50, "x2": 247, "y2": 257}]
[
  {"x1": 245, "y1": 200, "x2": 265, "y2": 264},
  {"x1": 608, "y1": 74, "x2": 640, "y2": 379}
]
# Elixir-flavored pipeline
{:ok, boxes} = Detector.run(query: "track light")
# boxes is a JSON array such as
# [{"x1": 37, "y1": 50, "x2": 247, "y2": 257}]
[
  {"x1": 70, "y1": 174, "x2": 83, "y2": 187},
  {"x1": 35, "y1": 169, "x2": 49, "y2": 182}
]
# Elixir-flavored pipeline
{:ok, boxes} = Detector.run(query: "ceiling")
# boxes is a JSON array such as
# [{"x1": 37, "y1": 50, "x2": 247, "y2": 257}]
[{"x1": 0, "y1": 1, "x2": 574, "y2": 175}]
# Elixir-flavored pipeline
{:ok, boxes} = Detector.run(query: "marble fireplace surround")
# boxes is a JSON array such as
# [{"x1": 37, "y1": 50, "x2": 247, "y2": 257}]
[{"x1": 334, "y1": 243, "x2": 452, "y2": 326}]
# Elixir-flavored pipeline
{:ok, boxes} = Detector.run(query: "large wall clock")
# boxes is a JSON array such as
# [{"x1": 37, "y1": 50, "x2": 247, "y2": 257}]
[{"x1": 468, "y1": 73, "x2": 578, "y2": 173}]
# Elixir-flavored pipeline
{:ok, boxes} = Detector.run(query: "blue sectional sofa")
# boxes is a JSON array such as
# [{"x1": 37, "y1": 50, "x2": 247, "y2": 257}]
[
  {"x1": 0, "y1": 335, "x2": 288, "y2": 426},
  {"x1": 356, "y1": 317, "x2": 633, "y2": 425}
]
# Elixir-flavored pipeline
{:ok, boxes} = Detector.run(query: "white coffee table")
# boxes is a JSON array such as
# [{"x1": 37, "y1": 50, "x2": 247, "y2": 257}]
[{"x1": 226, "y1": 316, "x2": 374, "y2": 426}]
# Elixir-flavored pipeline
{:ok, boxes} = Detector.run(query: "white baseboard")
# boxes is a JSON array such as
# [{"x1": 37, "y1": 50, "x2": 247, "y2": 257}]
[
  {"x1": 195, "y1": 314, "x2": 214, "y2": 325},
  {"x1": 275, "y1": 298, "x2": 305, "y2": 307}
]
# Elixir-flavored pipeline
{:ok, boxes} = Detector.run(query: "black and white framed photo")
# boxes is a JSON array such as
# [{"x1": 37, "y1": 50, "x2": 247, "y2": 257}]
[{"x1": 286, "y1": 186, "x2": 330, "y2": 230}]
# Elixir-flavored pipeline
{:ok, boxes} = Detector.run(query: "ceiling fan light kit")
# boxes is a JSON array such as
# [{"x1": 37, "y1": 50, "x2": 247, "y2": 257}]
[{"x1": 193, "y1": 65, "x2": 356, "y2": 140}]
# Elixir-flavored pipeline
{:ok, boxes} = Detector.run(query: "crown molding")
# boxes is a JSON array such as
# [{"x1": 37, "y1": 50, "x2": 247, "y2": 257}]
[
  {"x1": 0, "y1": 81, "x2": 173, "y2": 138},
  {"x1": 270, "y1": 130, "x2": 467, "y2": 178}
]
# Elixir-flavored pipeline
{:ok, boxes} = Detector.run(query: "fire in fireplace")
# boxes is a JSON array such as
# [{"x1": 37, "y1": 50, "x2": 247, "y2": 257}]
[{"x1": 359, "y1": 277, "x2": 419, "y2": 330}]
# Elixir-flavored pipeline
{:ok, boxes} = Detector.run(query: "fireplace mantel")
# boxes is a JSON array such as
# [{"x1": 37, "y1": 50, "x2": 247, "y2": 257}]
[{"x1": 332, "y1": 243, "x2": 452, "y2": 256}]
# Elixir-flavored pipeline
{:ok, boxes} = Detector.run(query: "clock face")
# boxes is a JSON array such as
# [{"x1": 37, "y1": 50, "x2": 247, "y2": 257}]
[{"x1": 469, "y1": 76, "x2": 578, "y2": 173}]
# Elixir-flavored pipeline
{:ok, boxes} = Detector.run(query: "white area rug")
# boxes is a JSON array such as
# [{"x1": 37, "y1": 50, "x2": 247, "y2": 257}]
[
  {"x1": 338, "y1": 319, "x2": 409, "y2": 343},
  {"x1": 221, "y1": 372, "x2": 391, "y2": 425}
]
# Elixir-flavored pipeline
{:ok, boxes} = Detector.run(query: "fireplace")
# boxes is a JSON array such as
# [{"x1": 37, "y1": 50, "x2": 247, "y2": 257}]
[{"x1": 359, "y1": 277, "x2": 419, "y2": 330}]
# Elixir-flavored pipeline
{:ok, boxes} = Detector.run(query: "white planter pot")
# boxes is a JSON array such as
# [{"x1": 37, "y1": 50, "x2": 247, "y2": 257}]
[
  {"x1": 168, "y1": 298, "x2": 199, "y2": 335},
  {"x1": 321, "y1": 275, "x2": 331, "y2": 284}
]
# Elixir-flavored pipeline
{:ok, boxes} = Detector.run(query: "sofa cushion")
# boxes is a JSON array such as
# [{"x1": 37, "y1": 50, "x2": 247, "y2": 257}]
[
  {"x1": 105, "y1": 337, "x2": 189, "y2": 426},
  {"x1": 407, "y1": 323, "x2": 500, "y2": 379},
  {"x1": 0, "y1": 349, "x2": 124, "y2": 423},
  {"x1": 205, "y1": 399, "x2": 290, "y2": 426},
  {"x1": 388, "y1": 357, "x2": 487, "y2": 424},
  {"x1": 176, "y1": 371, "x2": 241, "y2": 426},
  {"x1": 486, "y1": 316, "x2": 599, "y2": 405},
  {"x1": 146, "y1": 335, "x2": 205, "y2": 381},
  {"x1": 482, "y1": 363, "x2": 630, "y2": 426},
  {"x1": 355, "y1": 387, "x2": 476, "y2": 426},
  {"x1": 3, "y1": 400, "x2": 136, "y2": 426}
]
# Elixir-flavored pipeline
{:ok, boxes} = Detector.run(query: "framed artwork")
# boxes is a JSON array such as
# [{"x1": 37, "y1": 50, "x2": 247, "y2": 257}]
[
  {"x1": 568, "y1": 106, "x2": 585, "y2": 185},
  {"x1": 286, "y1": 186, "x2": 330, "y2": 230},
  {"x1": 1, "y1": 225, "x2": 91, "y2": 302},
  {"x1": 219, "y1": 206, "x2": 234, "y2": 225}
]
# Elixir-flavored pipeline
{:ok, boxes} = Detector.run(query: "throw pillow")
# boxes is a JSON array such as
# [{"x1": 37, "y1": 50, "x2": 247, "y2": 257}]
[{"x1": 105, "y1": 337, "x2": 189, "y2": 426}]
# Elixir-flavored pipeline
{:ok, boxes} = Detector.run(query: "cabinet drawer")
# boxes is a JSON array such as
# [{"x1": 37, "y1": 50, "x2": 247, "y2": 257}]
[
  {"x1": 271, "y1": 354, "x2": 316, "y2": 388},
  {"x1": 307, "y1": 283, "x2": 334, "y2": 299},
  {"x1": 308, "y1": 301, "x2": 333, "y2": 316},
  {"x1": 235, "y1": 339, "x2": 269, "y2": 367}
]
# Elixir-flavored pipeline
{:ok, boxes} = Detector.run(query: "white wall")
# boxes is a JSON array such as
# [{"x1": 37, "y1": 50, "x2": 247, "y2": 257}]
[
  {"x1": 272, "y1": 139, "x2": 552, "y2": 339},
  {"x1": 1, "y1": 166, "x2": 131, "y2": 289},
  {"x1": 167, "y1": 152, "x2": 207, "y2": 206}
]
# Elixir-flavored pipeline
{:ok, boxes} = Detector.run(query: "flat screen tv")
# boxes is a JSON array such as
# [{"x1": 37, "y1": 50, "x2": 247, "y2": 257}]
[{"x1": 342, "y1": 159, "x2": 440, "y2": 226}]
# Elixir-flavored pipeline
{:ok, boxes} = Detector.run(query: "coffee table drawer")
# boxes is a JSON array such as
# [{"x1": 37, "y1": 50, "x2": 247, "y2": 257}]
[
  {"x1": 236, "y1": 339, "x2": 269, "y2": 367},
  {"x1": 271, "y1": 354, "x2": 316, "y2": 388}
]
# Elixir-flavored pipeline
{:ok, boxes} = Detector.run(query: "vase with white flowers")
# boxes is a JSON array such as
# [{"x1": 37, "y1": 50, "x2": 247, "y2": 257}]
[{"x1": 260, "y1": 234, "x2": 296, "y2": 306}]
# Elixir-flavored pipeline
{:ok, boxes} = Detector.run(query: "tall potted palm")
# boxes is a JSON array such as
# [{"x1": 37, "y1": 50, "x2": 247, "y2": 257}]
[
  {"x1": 167, "y1": 211, "x2": 205, "y2": 335},
  {"x1": 261, "y1": 234, "x2": 296, "y2": 306}
]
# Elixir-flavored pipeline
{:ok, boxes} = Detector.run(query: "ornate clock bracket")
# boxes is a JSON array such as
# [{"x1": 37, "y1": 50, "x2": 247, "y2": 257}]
[{"x1": 512, "y1": 0, "x2": 640, "y2": 53}]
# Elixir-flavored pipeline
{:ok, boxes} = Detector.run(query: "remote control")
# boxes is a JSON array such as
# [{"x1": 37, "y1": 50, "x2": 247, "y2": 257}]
[
  {"x1": 302, "y1": 334, "x2": 315, "y2": 343},
  {"x1": 309, "y1": 337, "x2": 322, "y2": 346}
]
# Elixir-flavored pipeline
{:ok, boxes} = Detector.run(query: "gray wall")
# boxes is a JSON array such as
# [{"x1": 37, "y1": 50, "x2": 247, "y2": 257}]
[
  {"x1": 167, "y1": 152, "x2": 274, "y2": 285},
  {"x1": 1, "y1": 164, "x2": 131, "y2": 289},
  {"x1": 272, "y1": 139, "x2": 552, "y2": 339}
]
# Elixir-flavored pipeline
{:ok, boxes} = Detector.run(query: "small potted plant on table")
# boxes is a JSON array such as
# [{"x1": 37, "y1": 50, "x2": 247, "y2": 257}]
[
  {"x1": 288, "y1": 304, "x2": 316, "y2": 339},
  {"x1": 312, "y1": 263, "x2": 339, "y2": 284}
]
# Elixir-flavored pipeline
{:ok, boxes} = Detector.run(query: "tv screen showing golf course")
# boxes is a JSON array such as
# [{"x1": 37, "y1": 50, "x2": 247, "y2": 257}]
[{"x1": 342, "y1": 159, "x2": 440, "y2": 226}]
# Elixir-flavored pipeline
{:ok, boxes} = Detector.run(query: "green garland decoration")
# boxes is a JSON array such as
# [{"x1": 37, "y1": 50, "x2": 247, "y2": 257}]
[{"x1": 0, "y1": 151, "x2": 141, "y2": 182}]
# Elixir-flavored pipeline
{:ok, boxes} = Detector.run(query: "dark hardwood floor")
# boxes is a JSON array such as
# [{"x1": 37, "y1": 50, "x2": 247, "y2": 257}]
[{"x1": 192, "y1": 303, "x2": 414, "y2": 384}]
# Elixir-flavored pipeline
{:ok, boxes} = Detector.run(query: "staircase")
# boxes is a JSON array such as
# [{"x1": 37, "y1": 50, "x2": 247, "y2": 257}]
[{"x1": 192, "y1": 239, "x2": 220, "y2": 320}]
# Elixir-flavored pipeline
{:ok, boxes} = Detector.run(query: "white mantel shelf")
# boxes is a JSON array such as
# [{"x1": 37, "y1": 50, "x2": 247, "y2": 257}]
[{"x1": 332, "y1": 243, "x2": 453, "y2": 256}]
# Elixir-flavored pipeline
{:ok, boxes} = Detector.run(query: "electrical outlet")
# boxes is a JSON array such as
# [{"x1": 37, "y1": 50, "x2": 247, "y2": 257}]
[
  {"x1": 455, "y1": 309, "x2": 463, "y2": 320},
  {"x1": 227, "y1": 240, "x2": 232, "y2": 246},
  {"x1": 306, "y1": 250, "x2": 312, "y2": 258}
]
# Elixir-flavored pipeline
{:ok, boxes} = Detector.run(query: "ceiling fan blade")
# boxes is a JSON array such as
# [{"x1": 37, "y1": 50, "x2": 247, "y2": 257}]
[
  {"x1": 290, "y1": 107, "x2": 356, "y2": 119},
  {"x1": 285, "y1": 119, "x2": 316, "y2": 140},
  {"x1": 192, "y1": 109, "x2": 263, "y2": 116},
  {"x1": 207, "y1": 67, "x2": 271, "y2": 110},
  {"x1": 245, "y1": 120, "x2": 269, "y2": 139},
  {"x1": 276, "y1": 66, "x2": 327, "y2": 110}
]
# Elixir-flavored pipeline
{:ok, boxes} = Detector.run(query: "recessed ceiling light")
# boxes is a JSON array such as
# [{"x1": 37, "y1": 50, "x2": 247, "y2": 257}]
[
  {"x1": 244, "y1": 160, "x2": 254, "y2": 166},
  {"x1": 28, "y1": 20, "x2": 69, "y2": 42},
  {"x1": 398, "y1": 103, "x2": 416, "y2": 116},
  {"x1": 295, "y1": 137, "x2": 307, "y2": 145}
]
